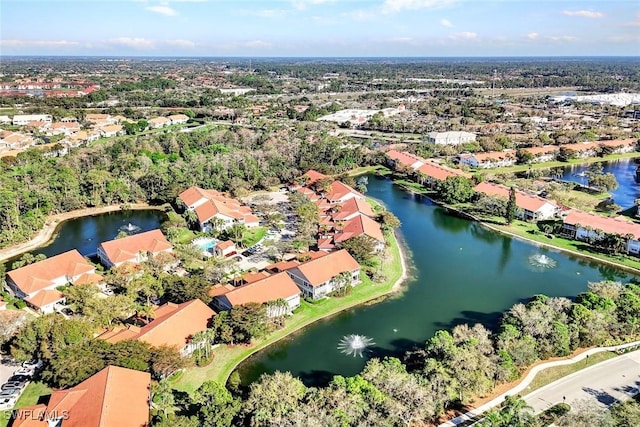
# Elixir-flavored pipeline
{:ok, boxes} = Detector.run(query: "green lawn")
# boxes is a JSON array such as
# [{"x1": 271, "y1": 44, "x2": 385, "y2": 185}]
[
  {"x1": 0, "y1": 382, "x2": 52, "y2": 427},
  {"x1": 488, "y1": 220, "x2": 640, "y2": 272},
  {"x1": 174, "y1": 228, "x2": 197, "y2": 245},
  {"x1": 242, "y1": 227, "x2": 267, "y2": 248},
  {"x1": 483, "y1": 152, "x2": 640, "y2": 175},
  {"x1": 172, "y1": 231, "x2": 405, "y2": 393},
  {"x1": 521, "y1": 351, "x2": 616, "y2": 395}
]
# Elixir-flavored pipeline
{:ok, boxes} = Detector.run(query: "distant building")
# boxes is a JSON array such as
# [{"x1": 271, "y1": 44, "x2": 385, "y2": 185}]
[
  {"x1": 12, "y1": 114, "x2": 52, "y2": 126},
  {"x1": 474, "y1": 182, "x2": 559, "y2": 221},
  {"x1": 427, "y1": 131, "x2": 476, "y2": 145}
]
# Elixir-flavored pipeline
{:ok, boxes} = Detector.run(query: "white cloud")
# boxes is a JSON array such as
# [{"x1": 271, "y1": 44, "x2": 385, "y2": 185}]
[
  {"x1": 242, "y1": 40, "x2": 272, "y2": 48},
  {"x1": 382, "y1": 0, "x2": 457, "y2": 14},
  {"x1": 108, "y1": 37, "x2": 156, "y2": 49},
  {"x1": 164, "y1": 39, "x2": 196, "y2": 48},
  {"x1": 527, "y1": 32, "x2": 539, "y2": 40},
  {"x1": 440, "y1": 18, "x2": 453, "y2": 27},
  {"x1": 562, "y1": 10, "x2": 603, "y2": 18},
  {"x1": 621, "y1": 13, "x2": 640, "y2": 27},
  {"x1": 548, "y1": 35, "x2": 579, "y2": 42},
  {"x1": 389, "y1": 37, "x2": 414, "y2": 43},
  {"x1": 449, "y1": 31, "x2": 477, "y2": 40},
  {"x1": 146, "y1": 5, "x2": 178, "y2": 16},
  {"x1": 292, "y1": 0, "x2": 335, "y2": 10},
  {"x1": 0, "y1": 39, "x2": 81, "y2": 48}
]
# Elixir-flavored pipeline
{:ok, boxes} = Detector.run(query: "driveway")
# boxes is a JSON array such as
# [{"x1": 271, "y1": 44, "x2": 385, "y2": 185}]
[{"x1": 524, "y1": 349, "x2": 640, "y2": 414}]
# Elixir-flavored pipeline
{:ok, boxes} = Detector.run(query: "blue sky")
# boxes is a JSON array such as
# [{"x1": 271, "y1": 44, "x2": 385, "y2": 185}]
[{"x1": 1, "y1": 0, "x2": 639, "y2": 56}]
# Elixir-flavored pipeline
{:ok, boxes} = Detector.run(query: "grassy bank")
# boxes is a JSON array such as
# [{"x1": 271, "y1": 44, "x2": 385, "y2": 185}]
[
  {"x1": 485, "y1": 152, "x2": 640, "y2": 175},
  {"x1": 172, "y1": 230, "x2": 405, "y2": 393},
  {"x1": 487, "y1": 220, "x2": 640, "y2": 273}
]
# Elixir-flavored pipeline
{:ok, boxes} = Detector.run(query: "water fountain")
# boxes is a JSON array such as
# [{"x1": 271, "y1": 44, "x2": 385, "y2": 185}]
[
  {"x1": 337, "y1": 334, "x2": 375, "y2": 358},
  {"x1": 118, "y1": 222, "x2": 141, "y2": 234},
  {"x1": 528, "y1": 253, "x2": 557, "y2": 271}
]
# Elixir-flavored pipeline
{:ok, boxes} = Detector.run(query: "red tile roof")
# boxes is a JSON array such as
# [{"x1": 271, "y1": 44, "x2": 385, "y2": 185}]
[
  {"x1": 24, "y1": 289, "x2": 64, "y2": 310},
  {"x1": 417, "y1": 161, "x2": 471, "y2": 181},
  {"x1": 331, "y1": 197, "x2": 376, "y2": 220},
  {"x1": 563, "y1": 210, "x2": 640, "y2": 239},
  {"x1": 303, "y1": 170, "x2": 328, "y2": 184},
  {"x1": 217, "y1": 272, "x2": 300, "y2": 307},
  {"x1": 289, "y1": 249, "x2": 359, "y2": 287},
  {"x1": 386, "y1": 149, "x2": 423, "y2": 168},
  {"x1": 7, "y1": 250, "x2": 94, "y2": 295},
  {"x1": 13, "y1": 366, "x2": 150, "y2": 427},
  {"x1": 474, "y1": 182, "x2": 557, "y2": 213},
  {"x1": 324, "y1": 181, "x2": 364, "y2": 202},
  {"x1": 99, "y1": 229, "x2": 172, "y2": 266},
  {"x1": 99, "y1": 299, "x2": 215, "y2": 350},
  {"x1": 180, "y1": 186, "x2": 257, "y2": 225},
  {"x1": 334, "y1": 214, "x2": 385, "y2": 243}
]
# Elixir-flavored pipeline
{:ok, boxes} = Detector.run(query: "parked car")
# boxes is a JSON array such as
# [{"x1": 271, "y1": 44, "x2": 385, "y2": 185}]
[
  {"x1": 22, "y1": 360, "x2": 43, "y2": 370},
  {"x1": 14, "y1": 367, "x2": 35, "y2": 377},
  {"x1": 0, "y1": 389, "x2": 21, "y2": 398},
  {"x1": 7, "y1": 375, "x2": 30, "y2": 383},
  {"x1": 2, "y1": 382, "x2": 27, "y2": 391}
]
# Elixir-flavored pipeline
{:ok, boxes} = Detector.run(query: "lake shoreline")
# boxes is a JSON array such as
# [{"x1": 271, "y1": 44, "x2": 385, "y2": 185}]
[
  {"x1": 173, "y1": 228, "x2": 409, "y2": 391},
  {"x1": 389, "y1": 176, "x2": 640, "y2": 276},
  {"x1": 0, "y1": 203, "x2": 167, "y2": 263}
]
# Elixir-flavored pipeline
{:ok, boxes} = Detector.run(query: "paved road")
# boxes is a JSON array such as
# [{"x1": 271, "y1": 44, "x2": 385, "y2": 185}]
[{"x1": 524, "y1": 349, "x2": 640, "y2": 414}]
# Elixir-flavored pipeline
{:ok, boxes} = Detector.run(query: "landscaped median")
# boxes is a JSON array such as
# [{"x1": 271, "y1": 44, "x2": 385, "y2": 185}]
[{"x1": 171, "y1": 230, "x2": 406, "y2": 393}]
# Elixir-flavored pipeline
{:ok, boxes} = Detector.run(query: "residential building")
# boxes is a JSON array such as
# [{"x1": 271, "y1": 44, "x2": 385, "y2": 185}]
[
  {"x1": 148, "y1": 116, "x2": 171, "y2": 129},
  {"x1": 386, "y1": 149, "x2": 425, "y2": 170},
  {"x1": 98, "y1": 300, "x2": 215, "y2": 355},
  {"x1": 13, "y1": 366, "x2": 150, "y2": 427},
  {"x1": 12, "y1": 114, "x2": 52, "y2": 126},
  {"x1": 215, "y1": 240, "x2": 237, "y2": 257},
  {"x1": 211, "y1": 272, "x2": 301, "y2": 316},
  {"x1": 459, "y1": 150, "x2": 517, "y2": 168},
  {"x1": 330, "y1": 197, "x2": 376, "y2": 221},
  {"x1": 168, "y1": 114, "x2": 190, "y2": 125},
  {"x1": 323, "y1": 181, "x2": 365, "y2": 204},
  {"x1": 416, "y1": 161, "x2": 471, "y2": 184},
  {"x1": 521, "y1": 145, "x2": 560, "y2": 163},
  {"x1": 85, "y1": 113, "x2": 112, "y2": 124},
  {"x1": 6, "y1": 250, "x2": 103, "y2": 314},
  {"x1": 47, "y1": 121, "x2": 81, "y2": 136},
  {"x1": 178, "y1": 187, "x2": 259, "y2": 232},
  {"x1": 474, "y1": 182, "x2": 559, "y2": 221},
  {"x1": 333, "y1": 215, "x2": 385, "y2": 251},
  {"x1": 561, "y1": 210, "x2": 640, "y2": 255},
  {"x1": 427, "y1": 131, "x2": 476, "y2": 145},
  {"x1": 97, "y1": 229, "x2": 173, "y2": 268},
  {"x1": 99, "y1": 124, "x2": 123, "y2": 138},
  {"x1": 286, "y1": 249, "x2": 360, "y2": 300}
]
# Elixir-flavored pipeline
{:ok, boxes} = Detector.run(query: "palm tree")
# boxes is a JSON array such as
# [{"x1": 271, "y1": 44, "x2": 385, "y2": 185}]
[{"x1": 151, "y1": 380, "x2": 175, "y2": 420}]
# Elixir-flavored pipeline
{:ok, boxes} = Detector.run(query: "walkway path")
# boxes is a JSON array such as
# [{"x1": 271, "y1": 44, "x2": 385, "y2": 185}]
[{"x1": 439, "y1": 340, "x2": 640, "y2": 426}]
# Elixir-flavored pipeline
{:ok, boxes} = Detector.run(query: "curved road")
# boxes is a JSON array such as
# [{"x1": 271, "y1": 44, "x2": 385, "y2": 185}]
[{"x1": 524, "y1": 349, "x2": 640, "y2": 414}]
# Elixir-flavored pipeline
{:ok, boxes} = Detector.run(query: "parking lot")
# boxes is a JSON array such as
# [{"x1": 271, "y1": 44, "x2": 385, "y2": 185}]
[{"x1": 0, "y1": 358, "x2": 19, "y2": 386}]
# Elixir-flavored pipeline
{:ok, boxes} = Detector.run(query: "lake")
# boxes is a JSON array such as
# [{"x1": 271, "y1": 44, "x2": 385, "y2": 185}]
[
  {"x1": 30, "y1": 209, "x2": 166, "y2": 259},
  {"x1": 561, "y1": 159, "x2": 640, "y2": 209},
  {"x1": 237, "y1": 175, "x2": 630, "y2": 386}
]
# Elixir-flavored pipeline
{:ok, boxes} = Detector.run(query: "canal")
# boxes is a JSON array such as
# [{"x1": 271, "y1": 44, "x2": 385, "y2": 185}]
[{"x1": 237, "y1": 174, "x2": 631, "y2": 386}]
